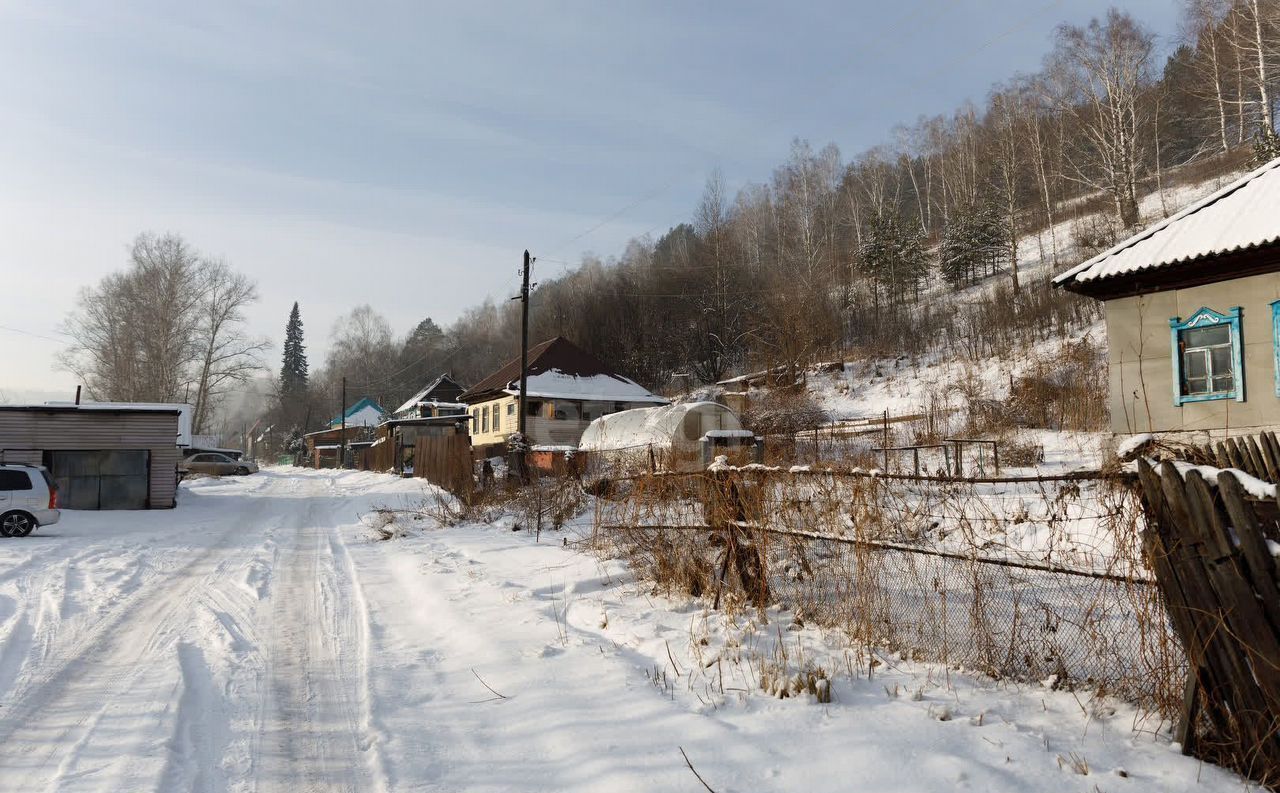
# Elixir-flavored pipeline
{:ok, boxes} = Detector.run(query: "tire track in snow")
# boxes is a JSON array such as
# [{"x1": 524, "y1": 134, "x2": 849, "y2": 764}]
[
  {"x1": 0, "y1": 488, "x2": 291, "y2": 790},
  {"x1": 258, "y1": 497, "x2": 387, "y2": 793},
  {"x1": 0, "y1": 536, "x2": 256, "y2": 789}
]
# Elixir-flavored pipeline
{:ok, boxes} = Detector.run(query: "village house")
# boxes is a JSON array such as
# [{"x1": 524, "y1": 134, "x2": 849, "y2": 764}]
[
  {"x1": 458, "y1": 336, "x2": 668, "y2": 458},
  {"x1": 303, "y1": 397, "x2": 386, "y2": 467},
  {"x1": 390, "y1": 374, "x2": 467, "y2": 420},
  {"x1": 1054, "y1": 156, "x2": 1280, "y2": 438},
  {"x1": 373, "y1": 375, "x2": 472, "y2": 474}
]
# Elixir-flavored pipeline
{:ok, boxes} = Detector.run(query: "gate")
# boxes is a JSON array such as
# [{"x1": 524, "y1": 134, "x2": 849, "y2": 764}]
[{"x1": 45, "y1": 449, "x2": 150, "y2": 510}]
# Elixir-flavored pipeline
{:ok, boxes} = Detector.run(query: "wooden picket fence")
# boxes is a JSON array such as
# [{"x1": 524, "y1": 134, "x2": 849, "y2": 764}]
[
  {"x1": 415, "y1": 436, "x2": 473, "y2": 500},
  {"x1": 1135, "y1": 456, "x2": 1280, "y2": 786},
  {"x1": 354, "y1": 439, "x2": 394, "y2": 472},
  {"x1": 1205, "y1": 430, "x2": 1280, "y2": 484}
]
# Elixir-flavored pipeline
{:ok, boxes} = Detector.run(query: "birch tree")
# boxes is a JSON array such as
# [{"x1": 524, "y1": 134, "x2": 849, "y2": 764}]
[
  {"x1": 1051, "y1": 10, "x2": 1155, "y2": 228},
  {"x1": 61, "y1": 232, "x2": 265, "y2": 431},
  {"x1": 189, "y1": 262, "x2": 269, "y2": 433}
]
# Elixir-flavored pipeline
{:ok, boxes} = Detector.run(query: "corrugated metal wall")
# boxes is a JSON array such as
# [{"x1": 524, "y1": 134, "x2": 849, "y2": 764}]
[{"x1": 0, "y1": 410, "x2": 181, "y2": 508}]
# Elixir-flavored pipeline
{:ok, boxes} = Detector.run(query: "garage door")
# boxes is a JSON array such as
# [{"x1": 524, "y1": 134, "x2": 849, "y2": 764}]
[{"x1": 43, "y1": 450, "x2": 151, "y2": 510}]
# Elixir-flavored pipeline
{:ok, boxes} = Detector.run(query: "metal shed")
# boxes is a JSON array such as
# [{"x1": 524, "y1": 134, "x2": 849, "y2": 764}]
[{"x1": 0, "y1": 404, "x2": 184, "y2": 509}]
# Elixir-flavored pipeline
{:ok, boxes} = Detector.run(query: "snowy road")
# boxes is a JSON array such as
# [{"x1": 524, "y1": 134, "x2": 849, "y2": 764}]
[
  {"x1": 0, "y1": 468, "x2": 1246, "y2": 792},
  {"x1": 0, "y1": 471, "x2": 389, "y2": 792}
]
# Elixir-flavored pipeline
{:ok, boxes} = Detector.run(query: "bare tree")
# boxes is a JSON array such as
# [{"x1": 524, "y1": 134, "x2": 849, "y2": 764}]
[
  {"x1": 61, "y1": 233, "x2": 265, "y2": 432},
  {"x1": 989, "y1": 86, "x2": 1025, "y2": 292},
  {"x1": 189, "y1": 262, "x2": 269, "y2": 433},
  {"x1": 1184, "y1": 0, "x2": 1235, "y2": 152},
  {"x1": 1051, "y1": 10, "x2": 1156, "y2": 228},
  {"x1": 1228, "y1": 0, "x2": 1280, "y2": 155}
]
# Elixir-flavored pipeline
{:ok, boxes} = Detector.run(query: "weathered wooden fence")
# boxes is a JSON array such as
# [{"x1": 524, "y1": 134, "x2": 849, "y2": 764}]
[
  {"x1": 415, "y1": 436, "x2": 473, "y2": 500},
  {"x1": 1136, "y1": 457, "x2": 1280, "y2": 786},
  {"x1": 354, "y1": 439, "x2": 394, "y2": 472},
  {"x1": 1205, "y1": 430, "x2": 1280, "y2": 484}
]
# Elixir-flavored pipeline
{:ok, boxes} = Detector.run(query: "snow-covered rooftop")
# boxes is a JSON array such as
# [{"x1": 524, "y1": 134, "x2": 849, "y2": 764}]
[
  {"x1": 460, "y1": 337, "x2": 667, "y2": 406},
  {"x1": 392, "y1": 375, "x2": 464, "y2": 415},
  {"x1": 1054, "y1": 156, "x2": 1280, "y2": 289},
  {"x1": 500, "y1": 370, "x2": 666, "y2": 403}
]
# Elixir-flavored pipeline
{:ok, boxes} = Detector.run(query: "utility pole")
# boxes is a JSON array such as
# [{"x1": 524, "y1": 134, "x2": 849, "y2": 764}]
[
  {"x1": 518, "y1": 249, "x2": 532, "y2": 435},
  {"x1": 340, "y1": 376, "x2": 347, "y2": 470},
  {"x1": 509, "y1": 250, "x2": 534, "y2": 483}
]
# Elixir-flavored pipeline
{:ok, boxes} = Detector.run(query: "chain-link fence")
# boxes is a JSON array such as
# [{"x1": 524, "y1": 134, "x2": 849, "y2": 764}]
[{"x1": 593, "y1": 469, "x2": 1185, "y2": 715}]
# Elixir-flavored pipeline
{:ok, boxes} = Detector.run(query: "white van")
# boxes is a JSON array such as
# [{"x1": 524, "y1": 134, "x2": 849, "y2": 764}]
[{"x1": 0, "y1": 464, "x2": 60, "y2": 537}]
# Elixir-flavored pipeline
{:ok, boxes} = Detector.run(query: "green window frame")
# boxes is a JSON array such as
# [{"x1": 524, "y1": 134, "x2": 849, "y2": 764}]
[{"x1": 1169, "y1": 306, "x2": 1244, "y2": 406}]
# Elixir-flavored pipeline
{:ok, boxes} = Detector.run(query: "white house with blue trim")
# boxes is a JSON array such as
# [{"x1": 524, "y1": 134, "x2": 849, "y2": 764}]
[{"x1": 1054, "y1": 156, "x2": 1280, "y2": 437}]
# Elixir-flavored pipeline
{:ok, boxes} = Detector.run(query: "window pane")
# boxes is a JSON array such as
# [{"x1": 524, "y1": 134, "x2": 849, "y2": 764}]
[
  {"x1": 1184, "y1": 350, "x2": 1208, "y2": 379},
  {"x1": 1185, "y1": 376, "x2": 1211, "y2": 395},
  {"x1": 1212, "y1": 373, "x2": 1235, "y2": 392},
  {"x1": 1182, "y1": 324, "x2": 1230, "y2": 349},
  {"x1": 1210, "y1": 346, "x2": 1233, "y2": 375}
]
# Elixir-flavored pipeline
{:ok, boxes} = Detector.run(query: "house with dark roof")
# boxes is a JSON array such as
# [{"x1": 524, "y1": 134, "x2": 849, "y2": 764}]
[
  {"x1": 458, "y1": 337, "x2": 668, "y2": 456},
  {"x1": 391, "y1": 374, "x2": 467, "y2": 420},
  {"x1": 1054, "y1": 156, "x2": 1280, "y2": 437}
]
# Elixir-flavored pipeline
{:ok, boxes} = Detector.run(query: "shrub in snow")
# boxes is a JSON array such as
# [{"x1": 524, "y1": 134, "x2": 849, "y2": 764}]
[{"x1": 739, "y1": 388, "x2": 828, "y2": 437}]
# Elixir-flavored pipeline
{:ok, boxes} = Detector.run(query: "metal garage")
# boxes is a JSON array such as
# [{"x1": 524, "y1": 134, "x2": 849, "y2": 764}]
[{"x1": 0, "y1": 404, "x2": 183, "y2": 509}]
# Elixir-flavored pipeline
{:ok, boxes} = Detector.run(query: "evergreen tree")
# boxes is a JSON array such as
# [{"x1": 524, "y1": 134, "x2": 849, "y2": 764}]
[
  {"x1": 1254, "y1": 126, "x2": 1280, "y2": 166},
  {"x1": 280, "y1": 302, "x2": 308, "y2": 398},
  {"x1": 403, "y1": 317, "x2": 444, "y2": 353},
  {"x1": 860, "y1": 213, "x2": 928, "y2": 305},
  {"x1": 940, "y1": 200, "x2": 1009, "y2": 289}
]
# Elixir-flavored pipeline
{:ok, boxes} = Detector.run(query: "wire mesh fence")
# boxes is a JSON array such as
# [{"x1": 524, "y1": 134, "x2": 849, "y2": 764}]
[{"x1": 593, "y1": 468, "x2": 1185, "y2": 715}]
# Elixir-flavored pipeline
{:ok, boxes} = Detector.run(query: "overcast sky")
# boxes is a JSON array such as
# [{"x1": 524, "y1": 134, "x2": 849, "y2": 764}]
[{"x1": 0, "y1": 1, "x2": 1181, "y2": 400}]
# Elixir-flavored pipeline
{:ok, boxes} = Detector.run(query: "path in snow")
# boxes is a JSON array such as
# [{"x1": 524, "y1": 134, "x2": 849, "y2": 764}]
[
  {"x1": 0, "y1": 468, "x2": 1247, "y2": 792},
  {"x1": 0, "y1": 470, "x2": 393, "y2": 792}
]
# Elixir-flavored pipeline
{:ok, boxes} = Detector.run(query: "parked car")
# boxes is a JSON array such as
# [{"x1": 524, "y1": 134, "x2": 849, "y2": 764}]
[
  {"x1": 0, "y1": 464, "x2": 60, "y2": 537},
  {"x1": 179, "y1": 453, "x2": 259, "y2": 478}
]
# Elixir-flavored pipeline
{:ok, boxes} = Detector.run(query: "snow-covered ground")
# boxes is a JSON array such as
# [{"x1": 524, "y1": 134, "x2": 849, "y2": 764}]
[{"x1": 0, "y1": 468, "x2": 1246, "y2": 791}]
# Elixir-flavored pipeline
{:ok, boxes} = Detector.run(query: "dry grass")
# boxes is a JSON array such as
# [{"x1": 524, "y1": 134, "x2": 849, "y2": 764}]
[{"x1": 593, "y1": 468, "x2": 1186, "y2": 721}]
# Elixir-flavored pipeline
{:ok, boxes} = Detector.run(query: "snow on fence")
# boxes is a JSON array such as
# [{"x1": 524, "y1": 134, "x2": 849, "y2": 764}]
[
  {"x1": 1134, "y1": 456, "x2": 1280, "y2": 787},
  {"x1": 593, "y1": 468, "x2": 1185, "y2": 715}
]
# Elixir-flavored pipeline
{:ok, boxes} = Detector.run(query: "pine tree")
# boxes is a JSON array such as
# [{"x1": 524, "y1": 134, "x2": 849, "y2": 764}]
[
  {"x1": 860, "y1": 213, "x2": 928, "y2": 305},
  {"x1": 1253, "y1": 125, "x2": 1280, "y2": 166},
  {"x1": 280, "y1": 302, "x2": 308, "y2": 398},
  {"x1": 939, "y1": 200, "x2": 1009, "y2": 289}
]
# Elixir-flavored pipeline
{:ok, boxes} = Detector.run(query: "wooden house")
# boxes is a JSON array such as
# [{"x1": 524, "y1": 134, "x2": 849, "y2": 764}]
[
  {"x1": 458, "y1": 337, "x2": 668, "y2": 458},
  {"x1": 391, "y1": 374, "x2": 468, "y2": 420},
  {"x1": 1054, "y1": 157, "x2": 1280, "y2": 438}
]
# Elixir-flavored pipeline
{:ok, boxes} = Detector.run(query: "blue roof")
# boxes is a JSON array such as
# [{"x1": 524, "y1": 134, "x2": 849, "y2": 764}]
[{"x1": 328, "y1": 396, "x2": 386, "y2": 428}]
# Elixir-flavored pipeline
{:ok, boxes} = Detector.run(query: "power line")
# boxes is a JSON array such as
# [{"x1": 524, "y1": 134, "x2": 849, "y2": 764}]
[
  {"x1": 542, "y1": 174, "x2": 689, "y2": 258},
  {"x1": 0, "y1": 325, "x2": 69, "y2": 345}
]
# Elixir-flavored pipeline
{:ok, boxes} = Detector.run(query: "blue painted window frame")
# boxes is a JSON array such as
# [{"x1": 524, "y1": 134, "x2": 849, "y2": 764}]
[
  {"x1": 1169, "y1": 306, "x2": 1244, "y2": 406},
  {"x1": 1272, "y1": 300, "x2": 1280, "y2": 397}
]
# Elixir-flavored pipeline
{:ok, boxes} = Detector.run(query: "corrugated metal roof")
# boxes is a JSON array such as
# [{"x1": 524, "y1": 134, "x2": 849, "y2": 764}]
[{"x1": 1053, "y1": 156, "x2": 1280, "y2": 288}]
